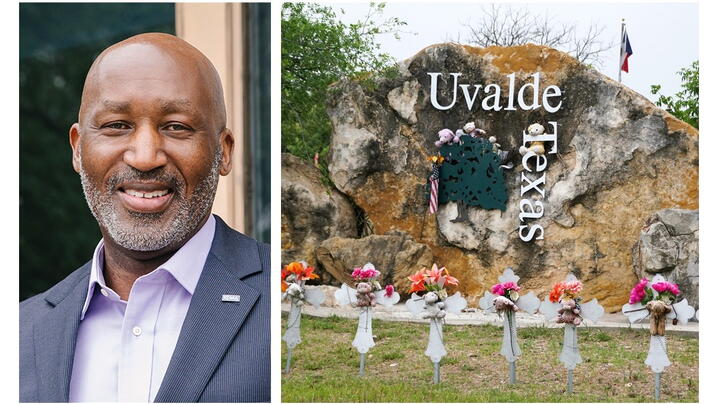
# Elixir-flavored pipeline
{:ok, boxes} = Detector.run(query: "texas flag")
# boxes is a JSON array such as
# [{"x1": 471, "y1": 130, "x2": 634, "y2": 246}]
[{"x1": 620, "y1": 28, "x2": 633, "y2": 73}]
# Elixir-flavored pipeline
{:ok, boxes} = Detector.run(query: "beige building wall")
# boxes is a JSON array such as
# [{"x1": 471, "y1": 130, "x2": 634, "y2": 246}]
[{"x1": 175, "y1": 3, "x2": 246, "y2": 232}]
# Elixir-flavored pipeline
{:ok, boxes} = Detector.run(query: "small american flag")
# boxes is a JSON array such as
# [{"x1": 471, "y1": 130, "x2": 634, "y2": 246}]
[{"x1": 428, "y1": 163, "x2": 440, "y2": 214}]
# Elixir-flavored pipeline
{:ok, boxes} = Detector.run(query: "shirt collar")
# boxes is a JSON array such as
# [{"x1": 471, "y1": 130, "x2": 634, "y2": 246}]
[{"x1": 80, "y1": 215, "x2": 216, "y2": 319}]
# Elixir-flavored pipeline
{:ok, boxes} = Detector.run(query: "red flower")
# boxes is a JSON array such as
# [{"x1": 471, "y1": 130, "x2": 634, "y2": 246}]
[
  {"x1": 408, "y1": 281, "x2": 426, "y2": 293},
  {"x1": 301, "y1": 266, "x2": 319, "y2": 280},
  {"x1": 549, "y1": 282, "x2": 564, "y2": 303},
  {"x1": 407, "y1": 269, "x2": 427, "y2": 293}
]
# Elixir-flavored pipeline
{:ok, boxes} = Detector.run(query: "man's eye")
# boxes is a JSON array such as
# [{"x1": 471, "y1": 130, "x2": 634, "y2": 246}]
[
  {"x1": 102, "y1": 122, "x2": 130, "y2": 130},
  {"x1": 164, "y1": 123, "x2": 190, "y2": 131}
]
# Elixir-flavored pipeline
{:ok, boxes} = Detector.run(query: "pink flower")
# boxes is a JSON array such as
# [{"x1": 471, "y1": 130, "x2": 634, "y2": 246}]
[
  {"x1": 490, "y1": 282, "x2": 520, "y2": 297},
  {"x1": 652, "y1": 282, "x2": 680, "y2": 296},
  {"x1": 426, "y1": 264, "x2": 443, "y2": 284},
  {"x1": 629, "y1": 278, "x2": 649, "y2": 304},
  {"x1": 351, "y1": 267, "x2": 363, "y2": 278},
  {"x1": 563, "y1": 281, "x2": 583, "y2": 297},
  {"x1": 502, "y1": 282, "x2": 520, "y2": 292},
  {"x1": 490, "y1": 283, "x2": 505, "y2": 296},
  {"x1": 361, "y1": 268, "x2": 380, "y2": 279},
  {"x1": 385, "y1": 284, "x2": 394, "y2": 297},
  {"x1": 351, "y1": 265, "x2": 380, "y2": 281}
]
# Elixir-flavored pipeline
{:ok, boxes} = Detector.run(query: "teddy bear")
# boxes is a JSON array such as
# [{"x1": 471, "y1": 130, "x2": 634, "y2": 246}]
[
  {"x1": 556, "y1": 298, "x2": 582, "y2": 326},
  {"x1": 421, "y1": 291, "x2": 447, "y2": 319},
  {"x1": 435, "y1": 128, "x2": 461, "y2": 147},
  {"x1": 354, "y1": 282, "x2": 377, "y2": 307},
  {"x1": 493, "y1": 295, "x2": 518, "y2": 312},
  {"x1": 519, "y1": 123, "x2": 546, "y2": 156},
  {"x1": 282, "y1": 282, "x2": 305, "y2": 306},
  {"x1": 463, "y1": 121, "x2": 487, "y2": 138},
  {"x1": 646, "y1": 300, "x2": 672, "y2": 336}
]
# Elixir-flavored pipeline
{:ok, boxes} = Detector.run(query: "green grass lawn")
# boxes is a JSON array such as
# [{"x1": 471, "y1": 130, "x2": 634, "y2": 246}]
[{"x1": 281, "y1": 313, "x2": 698, "y2": 402}]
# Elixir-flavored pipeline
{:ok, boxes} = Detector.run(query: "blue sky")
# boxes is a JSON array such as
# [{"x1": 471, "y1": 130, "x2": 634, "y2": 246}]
[{"x1": 330, "y1": 2, "x2": 698, "y2": 103}]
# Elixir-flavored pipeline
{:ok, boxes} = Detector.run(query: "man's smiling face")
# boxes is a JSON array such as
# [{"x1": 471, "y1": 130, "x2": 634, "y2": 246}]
[{"x1": 70, "y1": 35, "x2": 233, "y2": 252}]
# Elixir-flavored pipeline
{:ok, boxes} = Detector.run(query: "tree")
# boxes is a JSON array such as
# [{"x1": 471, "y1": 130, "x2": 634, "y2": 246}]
[
  {"x1": 281, "y1": 3, "x2": 406, "y2": 162},
  {"x1": 458, "y1": 4, "x2": 612, "y2": 66},
  {"x1": 651, "y1": 61, "x2": 699, "y2": 129}
]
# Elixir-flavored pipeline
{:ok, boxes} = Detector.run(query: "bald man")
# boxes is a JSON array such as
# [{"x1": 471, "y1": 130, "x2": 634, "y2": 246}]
[{"x1": 20, "y1": 33, "x2": 270, "y2": 402}]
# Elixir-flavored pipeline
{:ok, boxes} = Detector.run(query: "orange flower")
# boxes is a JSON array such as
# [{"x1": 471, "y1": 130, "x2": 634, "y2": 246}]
[
  {"x1": 443, "y1": 268, "x2": 459, "y2": 286},
  {"x1": 281, "y1": 280, "x2": 289, "y2": 292},
  {"x1": 285, "y1": 261, "x2": 304, "y2": 275},
  {"x1": 407, "y1": 268, "x2": 427, "y2": 293},
  {"x1": 549, "y1": 282, "x2": 564, "y2": 303},
  {"x1": 408, "y1": 281, "x2": 426, "y2": 293},
  {"x1": 301, "y1": 266, "x2": 320, "y2": 280}
]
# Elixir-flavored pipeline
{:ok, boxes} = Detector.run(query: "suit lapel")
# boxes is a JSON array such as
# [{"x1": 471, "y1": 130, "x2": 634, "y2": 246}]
[
  {"x1": 33, "y1": 265, "x2": 90, "y2": 402},
  {"x1": 154, "y1": 217, "x2": 263, "y2": 402}
]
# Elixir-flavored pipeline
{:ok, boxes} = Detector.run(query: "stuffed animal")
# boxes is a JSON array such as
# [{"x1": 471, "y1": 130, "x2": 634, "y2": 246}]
[
  {"x1": 355, "y1": 282, "x2": 377, "y2": 307},
  {"x1": 493, "y1": 295, "x2": 518, "y2": 312},
  {"x1": 556, "y1": 298, "x2": 582, "y2": 326},
  {"x1": 421, "y1": 291, "x2": 447, "y2": 319},
  {"x1": 463, "y1": 121, "x2": 487, "y2": 138},
  {"x1": 519, "y1": 123, "x2": 546, "y2": 156},
  {"x1": 283, "y1": 282, "x2": 305, "y2": 306},
  {"x1": 646, "y1": 300, "x2": 672, "y2": 336},
  {"x1": 489, "y1": 136, "x2": 501, "y2": 153},
  {"x1": 435, "y1": 128, "x2": 461, "y2": 147}
]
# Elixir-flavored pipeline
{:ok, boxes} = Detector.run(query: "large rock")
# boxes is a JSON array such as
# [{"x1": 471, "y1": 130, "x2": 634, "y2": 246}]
[
  {"x1": 326, "y1": 44, "x2": 698, "y2": 312},
  {"x1": 633, "y1": 209, "x2": 698, "y2": 308},
  {"x1": 281, "y1": 153, "x2": 358, "y2": 280},
  {"x1": 315, "y1": 232, "x2": 434, "y2": 294}
]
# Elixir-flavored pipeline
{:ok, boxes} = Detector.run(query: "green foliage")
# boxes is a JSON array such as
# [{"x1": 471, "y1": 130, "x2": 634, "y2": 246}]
[
  {"x1": 281, "y1": 2, "x2": 406, "y2": 162},
  {"x1": 650, "y1": 61, "x2": 699, "y2": 129}
]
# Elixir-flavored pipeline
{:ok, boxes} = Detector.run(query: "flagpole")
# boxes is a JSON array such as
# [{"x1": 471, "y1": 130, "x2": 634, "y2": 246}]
[{"x1": 619, "y1": 19, "x2": 625, "y2": 83}]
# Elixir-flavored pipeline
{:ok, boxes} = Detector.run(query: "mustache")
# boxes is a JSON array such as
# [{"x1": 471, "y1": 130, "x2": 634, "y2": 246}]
[{"x1": 106, "y1": 167, "x2": 184, "y2": 192}]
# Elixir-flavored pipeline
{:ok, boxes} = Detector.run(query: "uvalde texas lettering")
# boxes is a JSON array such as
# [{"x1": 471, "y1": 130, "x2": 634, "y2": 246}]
[{"x1": 428, "y1": 72, "x2": 560, "y2": 242}]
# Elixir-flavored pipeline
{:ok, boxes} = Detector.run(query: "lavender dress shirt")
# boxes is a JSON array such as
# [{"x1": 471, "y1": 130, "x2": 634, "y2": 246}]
[{"x1": 68, "y1": 216, "x2": 216, "y2": 402}]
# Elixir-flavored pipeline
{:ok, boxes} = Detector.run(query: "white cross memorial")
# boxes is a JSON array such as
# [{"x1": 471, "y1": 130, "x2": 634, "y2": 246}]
[
  {"x1": 479, "y1": 268, "x2": 540, "y2": 384},
  {"x1": 334, "y1": 263, "x2": 400, "y2": 376},
  {"x1": 406, "y1": 290, "x2": 467, "y2": 383},
  {"x1": 281, "y1": 263, "x2": 326, "y2": 373},
  {"x1": 538, "y1": 274, "x2": 604, "y2": 393},
  {"x1": 621, "y1": 274, "x2": 695, "y2": 400}
]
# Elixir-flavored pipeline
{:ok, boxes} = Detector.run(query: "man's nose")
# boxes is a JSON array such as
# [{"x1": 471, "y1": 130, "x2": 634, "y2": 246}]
[{"x1": 123, "y1": 124, "x2": 168, "y2": 172}]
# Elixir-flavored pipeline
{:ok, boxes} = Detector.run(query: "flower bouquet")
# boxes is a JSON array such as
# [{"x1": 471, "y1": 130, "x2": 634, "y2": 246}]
[
  {"x1": 621, "y1": 274, "x2": 695, "y2": 400},
  {"x1": 479, "y1": 268, "x2": 540, "y2": 384},
  {"x1": 622, "y1": 274, "x2": 694, "y2": 367},
  {"x1": 405, "y1": 264, "x2": 467, "y2": 383},
  {"x1": 334, "y1": 263, "x2": 399, "y2": 375},
  {"x1": 281, "y1": 261, "x2": 325, "y2": 372},
  {"x1": 539, "y1": 274, "x2": 604, "y2": 392}
]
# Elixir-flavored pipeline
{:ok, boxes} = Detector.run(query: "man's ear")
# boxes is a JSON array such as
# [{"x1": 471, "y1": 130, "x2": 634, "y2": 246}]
[
  {"x1": 69, "y1": 123, "x2": 81, "y2": 173},
  {"x1": 219, "y1": 128, "x2": 235, "y2": 176}
]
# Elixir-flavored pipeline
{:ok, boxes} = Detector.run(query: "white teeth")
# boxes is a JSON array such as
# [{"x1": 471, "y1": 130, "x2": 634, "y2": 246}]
[{"x1": 125, "y1": 189, "x2": 170, "y2": 199}]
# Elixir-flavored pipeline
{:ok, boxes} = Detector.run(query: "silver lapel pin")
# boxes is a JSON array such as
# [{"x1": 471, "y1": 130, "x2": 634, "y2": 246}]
[{"x1": 221, "y1": 294, "x2": 241, "y2": 303}]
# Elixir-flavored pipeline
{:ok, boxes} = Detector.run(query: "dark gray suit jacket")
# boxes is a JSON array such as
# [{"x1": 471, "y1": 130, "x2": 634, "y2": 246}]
[{"x1": 20, "y1": 215, "x2": 271, "y2": 402}]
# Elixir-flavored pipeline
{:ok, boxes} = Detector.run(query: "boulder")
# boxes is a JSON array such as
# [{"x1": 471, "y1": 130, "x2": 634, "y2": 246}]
[
  {"x1": 633, "y1": 209, "x2": 698, "y2": 308},
  {"x1": 281, "y1": 153, "x2": 358, "y2": 281},
  {"x1": 315, "y1": 231, "x2": 434, "y2": 294},
  {"x1": 325, "y1": 43, "x2": 698, "y2": 312}
]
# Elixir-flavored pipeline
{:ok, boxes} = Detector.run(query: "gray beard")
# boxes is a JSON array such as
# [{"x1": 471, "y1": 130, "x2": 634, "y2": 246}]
[{"x1": 79, "y1": 148, "x2": 222, "y2": 252}]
